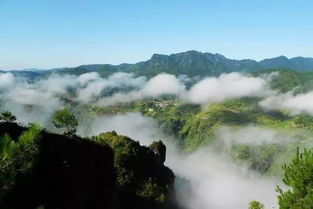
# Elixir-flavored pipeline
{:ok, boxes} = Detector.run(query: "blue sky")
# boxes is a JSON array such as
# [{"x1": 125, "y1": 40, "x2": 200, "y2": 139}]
[{"x1": 0, "y1": 0, "x2": 313, "y2": 70}]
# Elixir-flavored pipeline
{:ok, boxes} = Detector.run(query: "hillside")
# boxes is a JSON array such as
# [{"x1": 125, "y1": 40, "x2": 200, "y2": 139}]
[{"x1": 0, "y1": 123, "x2": 177, "y2": 209}]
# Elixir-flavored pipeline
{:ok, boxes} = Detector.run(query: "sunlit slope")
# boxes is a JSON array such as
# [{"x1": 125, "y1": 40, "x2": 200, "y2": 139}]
[{"x1": 180, "y1": 99, "x2": 313, "y2": 150}]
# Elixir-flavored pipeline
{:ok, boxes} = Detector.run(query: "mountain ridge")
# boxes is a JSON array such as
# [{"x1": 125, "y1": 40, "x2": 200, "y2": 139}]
[{"x1": 3, "y1": 50, "x2": 313, "y2": 78}]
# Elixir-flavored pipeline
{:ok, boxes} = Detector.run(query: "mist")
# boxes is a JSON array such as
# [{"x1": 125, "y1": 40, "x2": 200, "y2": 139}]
[
  {"x1": 0, "y1": 71, "x2": 275, "y2": 123},
  {"x1": 260, "y1": 91, "x2": 313, "y2": 116},
  {"x1": 184, "y1": 72, "x2": 273, "y2": 104},
  {"x1": 78, "y1": 112, "x2": 281, "y2": 209},
  {"x1": 215, "y1": 126, "x2": 293, "y2": 149}
]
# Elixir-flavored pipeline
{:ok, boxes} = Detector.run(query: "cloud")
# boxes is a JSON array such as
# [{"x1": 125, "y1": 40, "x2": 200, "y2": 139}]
[
  {"x1": 0, "y1": 73, "x2": 15, "y2": 89},
  {"x1": 76, "y1": 72, "x2": 147, "y2": 103},
  {"x1": 0, "y1": 71, "x2": 278, "y2": 126},
  {"x1": 77, "y1": 112, "x2": 165, "y2": 145},
  {"x1": 172, "y1": 149, "x2": 278, "y2": 209},
  {"x1": 97, "y1": 73, "x2": 186, "y2": 106},
  {"x1": 0, "y1": 71, "x2": 278, "y2": 115},
  {"x1": 0, "y1": 74, "x2": 73, "y2": 126},
  {"x1": 259, "y1": 91, "x2": 313, "y2": 116},
  {"x1": 76, "y1": 79, "x2": 108, "y2": 102},
  {"x1": 77, "y1": 72, "x2": 100, "y2": 87},
  {"x1": 215, "y1": 126, "x2": 292, "y2": 147},
  {"x1": 0, "y1": 72, "x2": 149, "y2": 124},
  {"x1": 141, "y1": 73, "x2": 186, "y2": 97},
  {"x1": 184, "y1": 73, "x2": 272, "y2": 104},
  {"x1": 96, "y1": 72, "x2": 273, "y2": 106}
]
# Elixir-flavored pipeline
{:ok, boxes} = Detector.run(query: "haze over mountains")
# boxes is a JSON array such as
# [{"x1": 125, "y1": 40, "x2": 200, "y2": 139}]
[{"x1": 3, "y1": 50, "x2": 313, "y2": 78}]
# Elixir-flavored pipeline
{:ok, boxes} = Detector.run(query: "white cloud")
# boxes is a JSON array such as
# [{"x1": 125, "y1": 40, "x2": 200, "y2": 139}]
[
  {"x1": 141, "y1": 73, "x2": 186, "y2": 97},
  {"x1": 215, "y1": 126, "x2": 292, "y2": 147},
  {"x1": 259, "y1": 91, "x2": 313, "y2": 116},
  {"x1": 97, "y1": 73, "x2": 186, "y2": 105},
  {"x1": 76, "y1": 72, "x2": 147, "y2": 103},
  {"x1": 0, "y1": 71, "x2": 280, "y2": 125},
  {"x1": 77, "y1": 72, "x2": 100, "y2": 87},
  {"x1": 184, "y1": 73, "x2": 272, "y2": 104},
  {"x1": 0, "y1": 73, "x2": 15, "y2": 89}
]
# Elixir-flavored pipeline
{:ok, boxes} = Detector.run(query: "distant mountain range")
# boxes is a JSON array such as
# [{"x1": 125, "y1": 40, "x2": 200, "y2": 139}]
[{"x1": 3, "y1": 50, "x2": 313, "y2": 78}]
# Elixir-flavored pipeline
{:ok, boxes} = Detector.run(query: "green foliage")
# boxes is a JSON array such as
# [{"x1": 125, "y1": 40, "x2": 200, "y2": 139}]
[
  {"x1": 151, "y1": 103, "x2": 200, "y2": 138},
  {"x1": 96, "y1": 131, "x2": 143, "y2": 188},
  {"x1": 277, "y1": 148, "x2": 313, "y2": 209},
  {"x1": 298, "y1": 71, "x2": 313, "y2": 93},
  {"x1": 136, "y1": 178, "x2": 167, "y2": 203},
  {"x1": 94, "y1": 131, "x2": 174, "y2": 203},
  {"x1": 292, "y1": 115, "x2": 313, "y2": 129},
  {"x1": 268, "y1": 69, "x2": 301, "y2": 93},
  {"x1": 91, "y1": 99, "x2": 200, "y2": 143},
  {"x1": 178, "y1": 97, "x2": 313, "y2": 151},
  {"x1": 232, "y1": 144, "x2": 283, "y2": 174},
  {"x1": 56, "y1": 65, "x2": 117, "y2": 77},
  {"x1": 0, "y1": 111, "x2": 16, "y2": 123},
  {"x1": 18, "y1": 123, "x2": 42, "y2": 147},
  {"x1": 0, "y1": 134, "x2": 14, "y2": 161},
  {"x1": 0, "y1": 124, "x2": 42, "y2": 201},
  {"x1": 248, "y1": 200, "x2": 264, "y2": 209},
  {"x1": 180, "y1": 100, "x2": 259, "y2": 151},
  {"x1": 253, "y1": 69, "x2": 313, "y2": 94},
  {"x1": 53, "y1": 108, "x2": 78, "y2": 135}
]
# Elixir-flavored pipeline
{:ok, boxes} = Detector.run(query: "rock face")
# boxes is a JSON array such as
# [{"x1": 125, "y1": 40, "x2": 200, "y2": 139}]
[{"x1": 149, "y1": 141, "x2": 167, "y2": 163}]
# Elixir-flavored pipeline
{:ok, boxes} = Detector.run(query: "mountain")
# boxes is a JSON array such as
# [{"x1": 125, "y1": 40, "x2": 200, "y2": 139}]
[
  {"x1": 5, "y1": 51, "x2": 313, "y2": 78},
  {"x1": 0, "y1": 70, "x2": 43, "y2": 80},
  {"x1": 259, "y1": 56, "x2": 313, "y2": 70},
  {"x1": 52, "y1": 51, "x2": 313, "y2": 77},
  {"x1": 131, "y1": 51, "x2": 263, "y2": 76}
]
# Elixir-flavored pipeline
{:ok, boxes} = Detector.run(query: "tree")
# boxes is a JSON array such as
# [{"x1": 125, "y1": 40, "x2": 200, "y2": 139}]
[
  {"x1": 277, "y1": 148, "x2": 313, "y2": 209},
  {"x1": 0, "y1": 111, "x2": 16, "y2": 122},
  {"x1": 0, "y1": 123, "x2": 42, "y2": 204},
  {"x1": 248, "y1": 201, "x2": 264, "y2": 209},
  {"x1": 53, "y1": 108, "x2": 78, "y2": 135}
]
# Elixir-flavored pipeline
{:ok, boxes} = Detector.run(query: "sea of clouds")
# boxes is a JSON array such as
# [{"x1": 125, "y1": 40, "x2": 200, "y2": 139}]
[
  {"x1": 1, "y1": 70, "x2": 312, "y2": 121},
  {"x1": 1, "y1": 71, "x2": 306, "y2": 208}
]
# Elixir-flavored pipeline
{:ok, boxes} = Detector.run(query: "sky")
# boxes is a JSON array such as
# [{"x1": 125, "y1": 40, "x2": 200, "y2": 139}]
[{"x1": 0, "y1": 0, "x2": 313, "y2": 70}]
